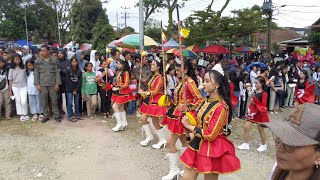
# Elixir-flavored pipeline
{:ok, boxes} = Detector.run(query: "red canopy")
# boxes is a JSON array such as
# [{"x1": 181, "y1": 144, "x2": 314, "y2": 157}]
[{"x1": 201, "y1": 44, "x2": 229, "y2": 54}]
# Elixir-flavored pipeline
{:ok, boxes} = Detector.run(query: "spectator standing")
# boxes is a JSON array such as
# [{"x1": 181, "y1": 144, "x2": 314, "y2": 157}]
[
  {"x1": 65, "y1": 56, "x2": 82, "y2": 122},
  {"x1": 21, "y1": 46, "x2": 32, "y2": 65},
  {"x1": 0, "y1": 57, "x2": 11, "y2": 120},
  {"x1": 8, "y1": 53, "x2": 29, "y2": 121},
  {"x1": 34, "y1": 45, "x2": 62, "y2": 123},
  {"x1": 313, "y1": 66, "x2": 320, "y2": 104},
  {"x1": 56, "y1": 49, "x2": 70, "y2": 115},
  {"x1": 26, "y1": 59, "x2": 43, "y2": 121},
  {"x1": 81, "y1": 62, "x2": 97, "y2": 118}
]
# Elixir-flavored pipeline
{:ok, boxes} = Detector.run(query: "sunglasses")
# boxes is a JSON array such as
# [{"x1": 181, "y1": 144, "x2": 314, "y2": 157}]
[{"x1": 273, "y1": 134, "x2": 301, "y2": 153}]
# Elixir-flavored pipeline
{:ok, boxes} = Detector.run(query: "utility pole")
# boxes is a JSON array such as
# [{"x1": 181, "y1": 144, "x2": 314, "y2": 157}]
[
  {"x1": 24, "y1": 5, "x2": 28, "y2": 46},
  {"x1": 121, "y1": 6, "x2": 130, "y2": 28},
  {"x1": 262, "y1": 0, "x2": 273, "y2": 60},
  {"x1": 116, "y1": 12, "x2": 119, "y2": 29},
  {"x1": 139, "y1": 0, "x2": 144, "y2": 53},
  {"x1": 56, "y1": 3, "x2": 61, "y2": 45}
]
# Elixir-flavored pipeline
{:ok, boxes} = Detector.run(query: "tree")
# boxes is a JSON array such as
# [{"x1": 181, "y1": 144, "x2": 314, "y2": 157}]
[
  {"x1": 91, "y1": 15, "x2": 115, "y2": 52},
  {"x1": 70, "y1": 0, "x2": 109, "y2": 44},
  {"x1": 32, "y1": 29, "x2": 41, "y2": 43},
  {"x1": 309, "y1": 31, "x2": 320, "y2": 48},
  {"x1": 136, "y1": 0, "x2": 164, "y2": 26}
]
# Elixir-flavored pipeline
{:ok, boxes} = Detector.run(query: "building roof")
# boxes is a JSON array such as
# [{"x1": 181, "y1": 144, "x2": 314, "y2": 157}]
[
  {"x1": 256, "y1": 29, "x2": 303, "y2": 44},
  {"x1": 311, "y1": 18, "x2": 320, "y2": 29}
]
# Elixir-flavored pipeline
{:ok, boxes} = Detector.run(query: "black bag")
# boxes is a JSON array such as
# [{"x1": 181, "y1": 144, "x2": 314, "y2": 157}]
[{"x1": 0, "y1": 78, "x2": 6, "y2": 90}]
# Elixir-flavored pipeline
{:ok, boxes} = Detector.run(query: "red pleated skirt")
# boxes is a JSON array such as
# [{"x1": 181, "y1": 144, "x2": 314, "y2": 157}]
[
  {"x1": 180, "y1": 136, "x2": 241, "y2": 174},
  {"x1": 111, "y1": 87, "x2": 135, "y2": 104},
  {"x1": 161, "y1": 105, "x2": 185, "y2": 135},
  {"x1": 140, "y1": 94, "x2": 166, "y2": 117}
]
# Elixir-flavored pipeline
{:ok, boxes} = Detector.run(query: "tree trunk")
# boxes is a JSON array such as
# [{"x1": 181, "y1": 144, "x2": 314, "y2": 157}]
[
  {"x1": 217, "y1": 0, "x2": 230, "y2": 17},
  {"x1": 167, "y1": 8, "x2": 174, "y2": 38}
]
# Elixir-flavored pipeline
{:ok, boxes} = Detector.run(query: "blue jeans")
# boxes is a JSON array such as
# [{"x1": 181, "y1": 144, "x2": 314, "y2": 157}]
[
  {"x1": 127, "y1": 100, "x2": 136, "y2": 115},
  {"x1": 233, "y1": 91, "x2": 240, "y2": 117},
  {"x1": 66, "y1": 92, "x2": 80, "y2": 118}
]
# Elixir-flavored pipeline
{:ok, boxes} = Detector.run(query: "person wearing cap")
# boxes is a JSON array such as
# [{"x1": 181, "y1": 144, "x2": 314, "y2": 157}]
[
  {"x1": 3, "y1": 48, "x2": 14, "y2": 70},
  {"x1": 180, "y1": 67, "x2": 240, "y2": 180},
  {"x1": 34, "y1": 45, "x2": 62, "y2": 123},
  {"x1": 21, "y1": 46, "x2": 32, "y2": 65},
  {"x1": 262, "y1": 103, "x2": 320, "y2": 180}
]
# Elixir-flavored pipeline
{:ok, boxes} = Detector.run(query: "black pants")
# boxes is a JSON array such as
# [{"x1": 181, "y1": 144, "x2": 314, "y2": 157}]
[
  {"x1": 239, "y1": 92, "x2": 248, "y2": 118},
  {"x1": 98, "y1": 86, "x2": 112, "y2": 114}
]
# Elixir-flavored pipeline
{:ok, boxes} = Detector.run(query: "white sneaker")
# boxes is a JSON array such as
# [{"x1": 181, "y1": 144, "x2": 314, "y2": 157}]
[
  {"x1": 24, "y1": 115, "x2": 30, "y2": 121},
  {"x1": 32, "y1": 115, "x2": 38, "y2": 121},
  {"x1": 257, "y1": 144, "x2": 267, "y2": 152},
  {"x1": 237, "y1": 143, "x2": 250, "y2": 150},
  {"x1": 20, "y1": 116, "x2": 26, "y2": 122},
  {"x1": 38, "y1": 115, "x2": 44, "y2": 121}
]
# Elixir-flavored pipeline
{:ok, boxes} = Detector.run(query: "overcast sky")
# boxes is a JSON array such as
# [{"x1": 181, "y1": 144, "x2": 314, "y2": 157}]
[{"x1": 103, "y1": 0, "x2": 320, "y2": 31}]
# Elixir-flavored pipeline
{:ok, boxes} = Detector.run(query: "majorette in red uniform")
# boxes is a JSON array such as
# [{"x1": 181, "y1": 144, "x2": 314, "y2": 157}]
[
  {"x1": 161, "y1": 76, "x2": 203, "y2": 135},
  {"x1": 140, "y1": 73, "x2": 166, "y2": 117},
  {"x1": 139, "y1": 72, "x2": 168, "y2": 149},
  {"x1": 295, "y1": 80, "x2": 315, "y2": 105},
  {"x1": 245, "y1": 91, "x2": 269, "y2": 123},
  {"x1": 111, "y1": 68, "x2": 135, "y2": 132},
  {"x1": 180, "y1": 97, "x2": 241, "y2": 174},
  {"x1": 111, "y1": 71, "x2": 135, "y2": 104}
]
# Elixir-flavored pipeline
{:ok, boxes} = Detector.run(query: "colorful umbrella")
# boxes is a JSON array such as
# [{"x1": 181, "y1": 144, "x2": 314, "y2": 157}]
[
  {"x1": 235, "y1": 46, "x2": 256, "y2": 53},
  {"x1": 81, "y1": 43, "x2": 92, "y2": 51},
  {"x1": 201, "y1": 44, "x2": 229, "y2": 54},
  {"x1": 115, "y1": 34, "x2": 159, "y2": 48},
  {"x1": 186, "y1": 45, "x2": 201, "y2": 53},
  {"x1": 166, "y1": 48, "x2": 180, "y2": 55},
  {"x1": 182, "y1": 49, "x2": 197, "y2": 57}
]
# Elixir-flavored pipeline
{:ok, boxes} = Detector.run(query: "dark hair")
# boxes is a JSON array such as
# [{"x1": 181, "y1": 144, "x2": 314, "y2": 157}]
[
  {"x1": 153, "y1": 60, "x2": 163, "y2": 75},
  {"x1": 300, "y1": 69, "x2": 309, "y2": 80},
  {"x1": 255, "y1": 76, "x2": 267, "y2": 92},
  {"x1": 260, "y1": 67, "x2": 268, "y2": 74},
  {"x1": 69, "y1": 55, "x2": 79, "y2": 72},
  {"x1": 269, "y1": 67, "x2": 279, "y2": 79},
  {"x1": 26, "y1": 59, "x2": 35, "y2": 76},
  {"x1": 100, "y1": 60, "x2": 107, "y2": 65},
  {"x1": 118, "y1": 59, "x2": 130, "y2": 78},
  {"x1": 167, "y1": 64, "x2": 175, "y2": 75},
  {"x1": 176, "y1": 59, "x2": 198, "y2": 86},
  {"x1": 206, "y1": 70, "x2": 232, "y2": 135},
  {"x1": 122, "y1": 51, "x2": 131, "y2": 57},
  {"x1": 41, "y1": 44, "x2": 50, "y2": 51},
  {"x1": 11, "y1": 53, "x2": 24, "y2": 69},
  {"x1": 84, "y1": 61, "x2": 93, "y2": 72},
  {"x1": 111, "y1": 48, "x2": 120, "y2": 57}
]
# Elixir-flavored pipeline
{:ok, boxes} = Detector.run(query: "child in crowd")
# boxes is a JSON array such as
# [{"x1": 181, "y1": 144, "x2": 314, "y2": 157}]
[
  {"x1": 8, "y1": 53, "x2": 29, "y2": 121},
  {"x1": 66, "y1": 56, "x2": 82, "y2": 122},
  {"x1": 0, "y1": 57, "x2": 11, "y2": 120},
  {"x1": 127, "y1": 73, "x2": 137, "y2": 117},
  {"x1": 26, "y1": 59, "x2": 43, "y2": 121},
  {"x1": 81, "y1": 62, "x2": 97, "y2": 118}
]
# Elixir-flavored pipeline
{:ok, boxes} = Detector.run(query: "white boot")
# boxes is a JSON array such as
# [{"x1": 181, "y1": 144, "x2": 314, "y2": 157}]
[
  {"x1": 162, "y1": 152, "x2": 180, "y2": 180},
  {"x1": 179, "y1": 147, "x2": 187, "y2": 176},
  {"x1": 140, "y1": 124, "x2": 154, "y2": 146},
  {"x1": 152, "y1": 128, "x2": 167, "y2": 149},
  {"x1": 112, "y1": 112, "x2": 122, "y2": 132},
  {"x1": 120, "y1": 111, "x2": 128, "y2": 130},
  {"x1": 257, "y1": 144, "x2": 267, "y2": 152}
]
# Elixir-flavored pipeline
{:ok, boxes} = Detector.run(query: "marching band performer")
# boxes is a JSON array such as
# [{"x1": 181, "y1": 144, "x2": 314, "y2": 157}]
[
  {"x1": 111, "y1": 59, "x2": 135, "y2": 132},
  {"x1": 161, "y1": 59, "x2": 203, "y2": 180},
  {"x1": 180, "y1": 68, "x2": 241, "y2": 180},
  {"x1": 138, "y1": 57, "x2": 167, "y2": 149}
]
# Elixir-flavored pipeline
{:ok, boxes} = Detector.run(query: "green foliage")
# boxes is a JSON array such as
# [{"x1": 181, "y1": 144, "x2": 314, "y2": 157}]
[
  {"x1": 32, "y1": 29, "x2": 41, "y2": 44},
  {"x1": 91, "y1": 16, "x2": 115, "y2": 52},
  {"x1": 272, "y1": 43, "x2": 280, "y2": 54},
  {"x1": 309, "y1": 31, "x2": 320, "y2": 48},
  {"x1": 70, "y1": 0, "x2": 110, "y2": 44}
]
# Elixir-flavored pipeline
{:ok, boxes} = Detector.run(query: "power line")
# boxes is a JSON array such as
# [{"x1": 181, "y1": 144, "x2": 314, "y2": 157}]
[
  {"x1": 276, "y1": 12, "x2": 315, "y2": 22},
  {"x1": 277, "y1": 15, "x2": 306, "y2": 27},
  {"x1": 280, "y1": 9, "x2": 320, "y2": 13},
  {"x1": 121, "y1": 6, "x2": 130, "y2": 28}
]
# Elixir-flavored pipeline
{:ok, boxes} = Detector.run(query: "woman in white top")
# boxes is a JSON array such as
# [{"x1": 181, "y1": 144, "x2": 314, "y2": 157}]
[
  {"x1": 166, "y1": 65, "x2": 177, "y2": 100},
  {"x1": 313, "y1": 66, "x2": 320, "y2": 104}
]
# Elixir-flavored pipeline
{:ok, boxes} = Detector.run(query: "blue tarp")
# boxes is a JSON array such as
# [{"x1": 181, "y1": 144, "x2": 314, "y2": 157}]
[
  {"x1": 164, "y1": 38, "x2": 180, "y2": 48},
  {"x1": 14, "y1": 39, "x2": 32, "y2": 46}
]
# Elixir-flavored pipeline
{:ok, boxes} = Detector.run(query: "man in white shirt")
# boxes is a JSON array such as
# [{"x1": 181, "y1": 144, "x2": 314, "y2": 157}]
[{"x1": 250, "y1": 66, "x2": 258, "y2": 91}]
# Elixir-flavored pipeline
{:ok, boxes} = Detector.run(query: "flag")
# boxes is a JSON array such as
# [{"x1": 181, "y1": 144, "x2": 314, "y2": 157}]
[
  {"x1": 161, "y1": 31, "x2": 167, "y2": 43},
  {"x1": 180, "y1": 28, "x2": 190, "y2": 39},
  {"x1": 297, "y1": 83, "x2": 316, "y2": 104}
]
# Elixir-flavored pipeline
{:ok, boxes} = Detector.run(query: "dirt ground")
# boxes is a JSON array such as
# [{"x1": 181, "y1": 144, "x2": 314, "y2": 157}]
[{"x1": 0, "y1": 108, "x2": 292, "y2": 180}]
